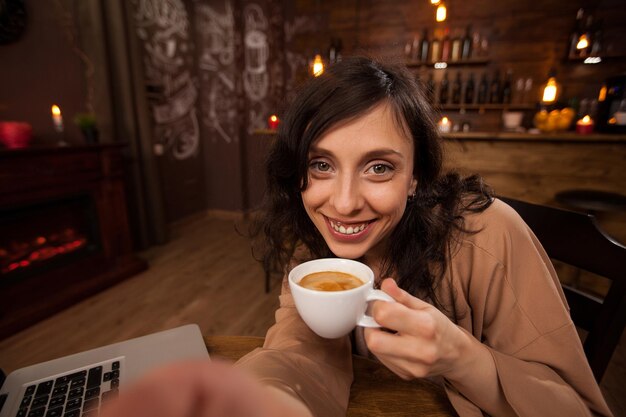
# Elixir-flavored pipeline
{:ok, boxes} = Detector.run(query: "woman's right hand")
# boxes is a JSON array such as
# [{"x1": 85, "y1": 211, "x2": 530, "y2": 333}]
[{"x1": 99, "y1": 360, "x2": 313, "y2": 417}]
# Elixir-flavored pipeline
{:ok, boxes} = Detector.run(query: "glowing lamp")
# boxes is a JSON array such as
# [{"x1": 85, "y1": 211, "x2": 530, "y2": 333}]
[
  {"x1": 312, "y1": 54, "x2": 324, "y2": 77},
  {"x1": 540, "y1": 71, "x2": 560, "y2": 105},
  {"x1": 436, "y1": 4, "x2": 447, "y2": 22},
  {"x1": 576, "y1": 34, "x2": 589, "y2": 50}
]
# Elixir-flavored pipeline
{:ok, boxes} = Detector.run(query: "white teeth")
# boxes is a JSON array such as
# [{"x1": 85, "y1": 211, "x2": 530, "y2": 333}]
[{"x1": 330, "y1": 220, "x2": 367, "y2": 235}]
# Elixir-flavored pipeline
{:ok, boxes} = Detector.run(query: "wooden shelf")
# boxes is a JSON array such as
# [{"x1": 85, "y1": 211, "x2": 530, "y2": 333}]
[
  {"x1": 564, "y1": 54, "x2": 626, "y2": 64},
  {"x1": 406, "y1": 58, "x2": 490, "y2": 68}
]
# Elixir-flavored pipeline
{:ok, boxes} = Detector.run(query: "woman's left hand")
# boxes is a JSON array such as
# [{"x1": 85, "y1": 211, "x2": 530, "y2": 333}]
[{"x1": 364, "y1": 278, "x2": 475, "y2": 381}]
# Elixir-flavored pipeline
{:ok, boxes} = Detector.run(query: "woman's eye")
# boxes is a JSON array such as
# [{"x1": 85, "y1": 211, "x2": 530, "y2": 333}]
[
  {"x1": 369, "y1": 164, "x2": 392, "y2": 175},
  {"x1": 311, "y1": 161, "x2": 330, "y2": 172}
]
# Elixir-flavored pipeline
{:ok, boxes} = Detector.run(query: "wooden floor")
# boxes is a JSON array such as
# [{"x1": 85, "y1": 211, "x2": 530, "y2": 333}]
[{"x1": 0, "y1": 212, "x2": 624, "y2": 416}]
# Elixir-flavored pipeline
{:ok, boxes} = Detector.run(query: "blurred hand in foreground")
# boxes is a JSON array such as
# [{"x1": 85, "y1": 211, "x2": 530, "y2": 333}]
[{"x1": 99, "y1": 360, "x2": 312, "y2": 417}]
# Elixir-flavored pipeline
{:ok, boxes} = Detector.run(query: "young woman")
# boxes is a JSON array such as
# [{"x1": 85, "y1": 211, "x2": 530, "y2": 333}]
[
  {"x1": 237, "y1": 56, "x2": 613, "y2": 417},
  {"x1": 102, "y1": 57, "x2": 613, "y2": 417}
]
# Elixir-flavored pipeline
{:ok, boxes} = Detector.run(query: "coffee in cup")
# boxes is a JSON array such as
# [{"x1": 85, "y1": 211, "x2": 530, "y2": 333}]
[
  {"x1": 298, "y1": 271, "x2": 365, "y2": 291},
  {"x1": 288, "y1": 258, "x2": 395, "y2": 339}
]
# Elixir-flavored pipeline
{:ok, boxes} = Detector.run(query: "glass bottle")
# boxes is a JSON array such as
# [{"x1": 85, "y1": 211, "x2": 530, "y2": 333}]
[
  {"x1": 471, "y1": 31, "x2": 481, "y2": 59},
  {"x1": 451, "y1": 30, "x2": 462, "y2": 62},
  {"x1": 419, "y1": 29, "x2": 430, "y2": 63},
  {"x1": 451, "y1": 72, "x2": 462, "y2": 104},
  {"x1": 590, "y1": 23, "x2": 603, "y2": 57},
  {"x1": 430, "y1": 30, "x2": 441, "y2": 62},
  {"x1": 426, "y1": 72, "x2": 436, "y2": 103},
  {"x1": 461, "y1": 26, "x2": 472, "y2": 60},
  {"x1": 439, "y1": 72, "x2": 450, "y2": 105},
  {"x1": 477, "y1": 72, "x2": 489, "y2": 104},
  {"x1": 489, "y1": 70, "x2": 501, "y2": 104},
  {"x1": 441, "y1": 28, "x2": 451, "y2": 62},
  {"x1": 464, "y1": 73, "x2": 476, "y2": 104},
  {"x1": 501, "y1": 70, "x2": 513, "y2": 104}
]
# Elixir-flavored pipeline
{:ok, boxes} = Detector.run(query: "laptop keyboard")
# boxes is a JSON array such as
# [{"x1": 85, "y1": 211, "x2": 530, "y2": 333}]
[{"x1": 15, "y1": 359, "x2": 121, "y2": 417}]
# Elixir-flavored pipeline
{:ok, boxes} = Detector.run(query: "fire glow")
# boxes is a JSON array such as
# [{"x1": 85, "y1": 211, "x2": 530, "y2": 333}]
[{"x1": 1, "y1": 229, "x2": 87, "y2": 274}]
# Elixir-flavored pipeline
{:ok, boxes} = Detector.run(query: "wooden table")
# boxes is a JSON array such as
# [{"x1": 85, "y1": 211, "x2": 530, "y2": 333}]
[{"x1": 205, "y1": 336, "x2": 458, "y2": 417}]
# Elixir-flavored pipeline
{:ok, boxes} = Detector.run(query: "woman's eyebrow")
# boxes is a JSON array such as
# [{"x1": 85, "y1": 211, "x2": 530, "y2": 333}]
[
  {"x1": 308, "y1": 147, "x2": 404, "y2": 159},
  {"x1": 361, "y1": 148, "x2": 404, "y2": 159}
]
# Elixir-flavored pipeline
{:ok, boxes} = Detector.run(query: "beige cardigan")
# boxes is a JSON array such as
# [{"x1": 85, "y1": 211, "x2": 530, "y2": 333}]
[{"x1": 236, "y1": 199, "x2": 613, "y2": 417}]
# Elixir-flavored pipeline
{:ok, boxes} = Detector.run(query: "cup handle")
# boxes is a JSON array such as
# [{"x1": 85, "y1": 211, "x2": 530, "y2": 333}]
[{"x1": 356, "y1": 289, "x2": 395, "y2": 328}]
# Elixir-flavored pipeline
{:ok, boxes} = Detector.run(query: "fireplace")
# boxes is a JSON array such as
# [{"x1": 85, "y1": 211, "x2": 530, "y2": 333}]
[
  {"x1": 1, "y1": 195, "x2": 99, "y2": 278},
  {"x1": 0, "y1": 144, "x2": 147, "y2": 339}
]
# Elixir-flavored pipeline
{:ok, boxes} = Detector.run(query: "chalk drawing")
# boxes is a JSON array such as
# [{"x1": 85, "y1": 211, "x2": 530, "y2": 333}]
[
  {"x1": 243, "y1": 3, "x2": 269, "y2": 133},
  {"x1": 131, "y1": 0, "x2": 199, "y2": 159},
  {"x1": 195, "y1": 1, "x2": 237, "y2": 144}
]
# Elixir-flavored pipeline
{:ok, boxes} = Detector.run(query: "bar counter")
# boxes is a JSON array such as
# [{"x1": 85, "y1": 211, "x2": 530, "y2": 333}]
[
  {"x1": 442, "y1": 131, "x2": 626, "y2": 143},
  {"x1": 442, "y1": 131, "x2": 626, "y2": 246}
]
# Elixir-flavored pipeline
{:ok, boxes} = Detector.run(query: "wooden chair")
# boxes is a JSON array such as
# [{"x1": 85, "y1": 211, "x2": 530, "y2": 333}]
[{"x1": 500, "y1": 196, "x2": 626, "y2": 382}]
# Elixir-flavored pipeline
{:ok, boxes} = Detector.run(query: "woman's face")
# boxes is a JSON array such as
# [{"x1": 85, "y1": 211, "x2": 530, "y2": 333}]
[{"x1": 301, "y1": 102, "x2": 417, "y2": 263}]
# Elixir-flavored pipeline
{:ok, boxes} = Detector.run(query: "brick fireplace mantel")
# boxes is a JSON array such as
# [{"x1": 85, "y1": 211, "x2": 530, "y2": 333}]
[{"x1": 0, "y1": 144, "x2": 147, "y2": 339}]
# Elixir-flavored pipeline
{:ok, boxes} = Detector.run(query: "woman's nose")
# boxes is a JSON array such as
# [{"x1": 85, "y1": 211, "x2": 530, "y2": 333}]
[{"x1": 330, "y1": 175, "x2": 363, "y2": 215}]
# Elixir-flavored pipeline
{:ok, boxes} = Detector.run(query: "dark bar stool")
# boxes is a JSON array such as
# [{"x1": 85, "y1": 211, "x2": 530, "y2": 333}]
[
  {"x1": 554, "y1": 189, "x2": 626, "y2": 214},
  {"x1": 554, "y1": 189, "x2": 626, "y2": 290}
]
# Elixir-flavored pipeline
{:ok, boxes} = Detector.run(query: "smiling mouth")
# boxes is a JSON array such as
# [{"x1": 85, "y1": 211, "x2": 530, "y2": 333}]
[{"x1": 328, "y1": 219, "x2": 371, "y2": 235}]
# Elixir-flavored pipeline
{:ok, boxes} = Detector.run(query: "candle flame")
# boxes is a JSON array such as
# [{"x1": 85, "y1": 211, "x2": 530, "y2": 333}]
[
  {"x1": 582, "y1": 115, "x2": 591, "y2": 124},
  {"x1": 51, "y1": 105, "x2": 61, "y2": 116},
  {"x1": 270, "y1": 115, "x2": 278, "y2": 122},
  {"x1": 312, "y1": 54, "x2": 324, "y2": 77},
  {"x1": 441, "y1": 116, "x2": 449, "y2": 124}
]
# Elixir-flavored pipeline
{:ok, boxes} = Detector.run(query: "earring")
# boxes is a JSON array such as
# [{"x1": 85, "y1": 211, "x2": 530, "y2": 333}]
[{"x1": 407, "y1": 193, "x2": 416, "y2": 202}]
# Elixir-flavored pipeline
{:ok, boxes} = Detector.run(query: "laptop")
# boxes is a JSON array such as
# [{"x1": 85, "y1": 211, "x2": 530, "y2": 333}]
[{"x1": 0, "y1": 324, "x2": 209, "y2": 417}]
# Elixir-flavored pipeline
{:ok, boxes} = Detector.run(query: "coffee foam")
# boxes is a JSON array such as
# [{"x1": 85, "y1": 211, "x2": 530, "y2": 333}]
[{"x1": 298, "y1": 271, "x2": 365, "y2": 292}]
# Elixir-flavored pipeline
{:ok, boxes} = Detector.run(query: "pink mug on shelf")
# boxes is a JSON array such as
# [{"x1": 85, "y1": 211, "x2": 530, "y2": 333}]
[{"x1": 0, "y1": 122, "x2": 33, "y2": 149}]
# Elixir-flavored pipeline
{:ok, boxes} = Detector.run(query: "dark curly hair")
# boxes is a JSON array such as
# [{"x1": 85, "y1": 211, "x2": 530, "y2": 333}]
[{"x1": 251, "y1": 56, "x2": 492, "y2": 312}]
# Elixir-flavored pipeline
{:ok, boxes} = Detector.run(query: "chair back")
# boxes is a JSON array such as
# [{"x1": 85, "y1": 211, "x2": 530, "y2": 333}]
[{"x1": 500, "y1": 196, "x2": 626, "y2": 382}]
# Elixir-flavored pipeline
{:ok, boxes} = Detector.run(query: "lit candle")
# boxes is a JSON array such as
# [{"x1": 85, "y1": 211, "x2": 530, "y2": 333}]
[
  {"x1": 51, "y1": 105, "x2": 64, "y2": 133},
  {"x1": 576, "y1": 115, "x2": 594, "y2": 135},
  {"x1": 438, "y1": 116, "x2": 451, "y2": 133},
  {"x1": 268, "y1": 114, "x2": 280, "y2": 130}
]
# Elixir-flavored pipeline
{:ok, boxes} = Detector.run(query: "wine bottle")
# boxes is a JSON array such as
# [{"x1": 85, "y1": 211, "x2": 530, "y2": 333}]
[
  {"x1": 502, "y1": 70, "x2": 512, "y2": 104},
  {"x1": 439, "y1": 72, "x2": 450, "y2": 104},
  {"x1": 464, "y1": 73, "x2": 476, "y2": 104},
  {"x1": 441, "y1": 28, "x2": 451, "y2": 62},
  {"x1": 451, "y1": 72, "x2": 462, "y2": 104},
  {"x1": 426, "y1": 72, "x2": 436, "y2": 103},
  {"x1": 477, "y1": 72, "x2": 488, "y2": 104},
  {"x1": 461, "y1": 26, "x2": 472, "y2": 60},
  {"x1": 489, "y1": 70, "x2": 501, "y2": 104},
  {"x1": 471, "y1": 31, "x2": 481, "y2": 59},
  {"x1": 590, "y1": 21, "x2": 602, "y2": 57},
  {"x1": 419, "y1": 29, "x2": 430, "y2": 63},
  {"x1": 451, "y1": 30, "x2": 462, "y2": 62},
  {"x1": 430, "y1": 30, "x2": 441, "y2": 62}
]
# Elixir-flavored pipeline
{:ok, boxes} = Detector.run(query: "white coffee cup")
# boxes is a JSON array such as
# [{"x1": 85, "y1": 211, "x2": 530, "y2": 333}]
[{"x1": 288, "y1": 258, "x2": 395, "y2": 339}]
